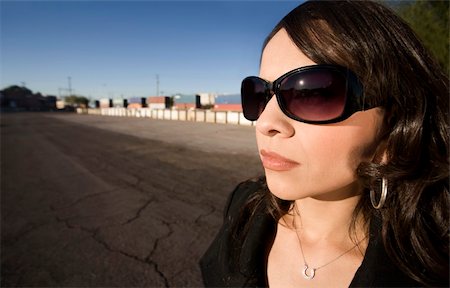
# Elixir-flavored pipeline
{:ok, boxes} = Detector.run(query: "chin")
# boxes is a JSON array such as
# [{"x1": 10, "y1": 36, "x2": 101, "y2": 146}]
[{"x1": 265, "y1": 175, "x2": 301, "y2": 201}]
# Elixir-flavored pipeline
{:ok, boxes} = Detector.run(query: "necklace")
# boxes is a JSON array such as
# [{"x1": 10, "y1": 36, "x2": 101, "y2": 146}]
[{"x1": 292, "y1": 205, "x2": 366, "y2": 280}]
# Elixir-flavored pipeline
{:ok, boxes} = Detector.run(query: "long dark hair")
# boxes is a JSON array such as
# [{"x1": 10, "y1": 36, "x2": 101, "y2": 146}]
[{"x1": 242, "y1": 1, "x2": 449, "y2": 286}]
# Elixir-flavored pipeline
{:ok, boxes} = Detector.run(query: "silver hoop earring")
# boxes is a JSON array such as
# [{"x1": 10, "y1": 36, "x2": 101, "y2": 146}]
[{"x1": 370, "y1": 177, "x2": 388, "y2": 209}]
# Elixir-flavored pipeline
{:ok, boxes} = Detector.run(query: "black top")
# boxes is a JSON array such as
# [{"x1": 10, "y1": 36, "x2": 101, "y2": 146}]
[{"x1": 200, "y1": 179, "x2": 422, "y2": 287}]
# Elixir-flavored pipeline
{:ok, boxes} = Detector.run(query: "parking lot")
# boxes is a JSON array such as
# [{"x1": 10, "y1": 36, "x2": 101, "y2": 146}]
[{"x1": 1, "y1": 112, "x2": 263, "y2": 287}]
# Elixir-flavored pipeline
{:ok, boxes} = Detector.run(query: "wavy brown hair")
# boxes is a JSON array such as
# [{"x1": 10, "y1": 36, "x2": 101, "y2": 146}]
[{"x1": 240, "y1": 0, "x2": 449, "y2": 286}]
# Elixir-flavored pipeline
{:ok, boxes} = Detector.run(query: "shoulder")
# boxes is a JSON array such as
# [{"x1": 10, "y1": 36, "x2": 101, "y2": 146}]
[
  {"x1": 200, "y1": 177, "x2": 271, "y2": 287},
  {"x1": 350, "y1": 216, "x2": 423, "y2": 287},
  {"x1": 223, "y1": 177, "x2": 266, "y2": 220}
]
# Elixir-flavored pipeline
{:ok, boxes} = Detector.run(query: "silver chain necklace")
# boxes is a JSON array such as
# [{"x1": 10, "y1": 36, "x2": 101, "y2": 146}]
[{"x1": 293, "y1": 204, "x2": 366, "y2": 280}]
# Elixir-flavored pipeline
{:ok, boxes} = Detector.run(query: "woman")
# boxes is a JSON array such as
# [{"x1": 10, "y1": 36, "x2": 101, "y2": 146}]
[{"x1": 200, "y1": 1, "x2": 449, "y2": 287}]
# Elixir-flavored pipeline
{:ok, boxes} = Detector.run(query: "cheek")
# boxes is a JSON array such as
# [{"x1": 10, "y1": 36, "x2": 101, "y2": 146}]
[
  {"x1": 305, "y1": 109, "x2": 383, "y2": 173},
  {"x1": 304, "y1": 125, "x2": 377, "y2": 176},
  {"x1": 301, "y1": 132, "x2": 355, "y2": 194}
]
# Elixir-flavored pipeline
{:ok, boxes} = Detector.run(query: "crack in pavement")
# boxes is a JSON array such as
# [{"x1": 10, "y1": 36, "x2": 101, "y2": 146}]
[
  {"x1": 3, "y1": 222, "x2": 52, "y2": 247},
  {"x1": 127, "y1": 172, "x2": 153, "y2": 195},
  {"x1": 145, "y1": 219, "x2": 174, "y2": 288},
  {"x1": 49, "y1": 189, "x2": 114, "y2": 211},
  {"x1": 194, "y1": 204, "x2": 216, "y2": 226},
  {"x1": 121, "y1": 197, "x2": 155, "y2": 225},
  {"x1": 55, "y1": 215, "x2": 98, "y2": 234},
  {"x1": 54, "y1": 214, "x2": 171, "y2": 287},
  {"x1": 75, "y1": 160, "x2": 154, "y2": 198}
]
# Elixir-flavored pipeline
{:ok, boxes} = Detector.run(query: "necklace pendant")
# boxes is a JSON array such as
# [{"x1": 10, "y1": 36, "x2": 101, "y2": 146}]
[{"x1": 302, "y1": 264, "x2": 315, "y2": 280}]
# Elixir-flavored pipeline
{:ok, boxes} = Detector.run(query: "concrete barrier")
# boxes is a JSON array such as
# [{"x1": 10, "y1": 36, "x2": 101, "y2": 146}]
[
  {"x1": 179, "y1": 110, "x2": 187, "y2": 121},
  {"x1": 76, "y1": 107, "x2": 255, "y2": 126}
]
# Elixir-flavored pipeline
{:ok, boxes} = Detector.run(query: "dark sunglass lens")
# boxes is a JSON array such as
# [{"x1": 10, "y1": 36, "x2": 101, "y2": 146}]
[
  {"x1": 279, "y1": 70, "x2": 347, "y2": 121},
  {"x1": 241, "y1": 77, "x2": 268, "y2": 121}
]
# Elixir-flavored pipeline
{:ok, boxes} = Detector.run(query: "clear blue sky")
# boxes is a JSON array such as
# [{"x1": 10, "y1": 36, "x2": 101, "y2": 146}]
[{"x1": 1, "y1": 0, "x2": 302, "y2": 100}]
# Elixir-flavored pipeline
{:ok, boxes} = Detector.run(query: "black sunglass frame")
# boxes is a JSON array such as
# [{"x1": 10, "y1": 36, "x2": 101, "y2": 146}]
[{"x1": 241, "y1": 64, "x2": 376, "y2": 124}]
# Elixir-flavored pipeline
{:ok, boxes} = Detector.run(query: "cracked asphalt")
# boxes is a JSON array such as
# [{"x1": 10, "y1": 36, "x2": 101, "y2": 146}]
[{"x1": 1, "y1": 112, "x2": 263, "y2": 287}]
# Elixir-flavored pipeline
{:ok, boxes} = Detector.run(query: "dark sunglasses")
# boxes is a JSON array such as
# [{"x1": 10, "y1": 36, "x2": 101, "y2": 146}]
[{"x1": 241, "y1": 64, "x2": 376, "y2": 124}]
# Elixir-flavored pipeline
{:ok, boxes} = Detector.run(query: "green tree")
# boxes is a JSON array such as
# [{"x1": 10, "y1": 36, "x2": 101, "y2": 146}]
[
  {"x1": 65, "y1": 95, "x2": 89, "y2": 108},
  {"x1": 393, "y1": 0, "x2": 449, "y2": 74}
]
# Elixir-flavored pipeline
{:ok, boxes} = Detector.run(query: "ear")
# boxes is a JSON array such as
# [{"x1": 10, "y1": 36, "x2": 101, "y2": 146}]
[
  {"x1": 371, "y1": 139, "x2": 388, "y2": 165},
  {"x1": 373, "y1": 108, "x2": 390, "y2": 165}
]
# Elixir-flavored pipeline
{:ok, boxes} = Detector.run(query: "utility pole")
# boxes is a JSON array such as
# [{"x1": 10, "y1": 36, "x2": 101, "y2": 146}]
[
  {"x1": 68, "y1": 76, "x2": 72, "y2": 96},
  {"x1": 156, "y1": 74, "x2": 159, "y2": 96}
]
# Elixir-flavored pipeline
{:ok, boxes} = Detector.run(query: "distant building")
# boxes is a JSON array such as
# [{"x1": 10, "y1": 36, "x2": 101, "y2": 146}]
[
  {"x1": 0, "y1": 85, "x2": 57, "y2": 111},
  {"x1": 173, "y1": 93, "x2": 216, "y2": 109},
  {"x1": 127, "y1": 97, "x2": 147, "y2": 109},
  {"x1": 56, "y1": 99, "x2": 66, "y2": 110},
  {"x1": 147, "y1": 96, "x2": 171, "y2": 109},
  {"x1": 197, "y1": 92, "x2": 216, "y2": 108},
  {"x1": 112, "y1": 98, "x2": 128, "y2": 108},
  {"x1": 99, "y1": 98, "x2": 113, "y2": 108},
  {"x1": 173, "y1": 94, "x2": 196, "y2": 109},
  {"x1": 213, "y1": 94, "x2": 242, "y2": 112},
  {"x1": 44, "y1": 95, "x2": 57, "y2": 110}
]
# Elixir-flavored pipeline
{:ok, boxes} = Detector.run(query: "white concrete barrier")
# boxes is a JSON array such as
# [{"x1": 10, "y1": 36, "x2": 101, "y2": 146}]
[
  {"x1": 77, "y1": 108, "x2": 254, "y2": 126},
  {"x1": 157, "y1": 110, "x2": 164, "y2": 119},
  {"x1": 187, "y1": 110, "x2": 196, "y2": 121},
  {"x1": 171, "y1": 110, "x2": 179, "y2": 120},
  {"x1": 195, "y1": 110, "x2": 205, "y2": 122},
  {"x1": 226, "y1": 111, "x2": 239, "y2": 124},
  {"x1": 163, "y1": 109, "x2": 171, "y2": 120},
  {"x1": 215, "y1": 111, "x2": 227, "y2": 124},
  {"x1": 205, "y1": 110, "x2": 215, "y2": 123},
  {"x1": 179, "y1": 110, "x2": 187, "y2": 121}
]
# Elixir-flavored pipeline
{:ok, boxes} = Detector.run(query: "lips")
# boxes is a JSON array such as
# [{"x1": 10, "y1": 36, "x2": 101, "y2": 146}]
[{"x1": 260, "y1": 149, "x2": 300, "y2": 171}]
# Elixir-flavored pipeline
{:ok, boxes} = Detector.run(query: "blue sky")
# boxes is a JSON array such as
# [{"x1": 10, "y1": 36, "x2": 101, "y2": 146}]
[{"x1": 1, "y1": 0, "x2": 302, "y2": 100}]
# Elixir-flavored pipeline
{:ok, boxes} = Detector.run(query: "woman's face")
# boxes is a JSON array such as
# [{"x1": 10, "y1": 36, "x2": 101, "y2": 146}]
[{"x1": 256, "y1": 29, "x2": 383, "y2": 201}]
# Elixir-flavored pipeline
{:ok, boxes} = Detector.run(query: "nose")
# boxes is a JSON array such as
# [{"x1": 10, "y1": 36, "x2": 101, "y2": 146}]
[{"x1": 255, "y1": 96, "x2": 295, "y2": 138}]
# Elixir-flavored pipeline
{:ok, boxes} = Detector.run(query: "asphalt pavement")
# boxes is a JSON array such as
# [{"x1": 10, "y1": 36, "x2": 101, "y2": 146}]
[{"x1": 1, "y1": 112, "x2": 263, "y2": 287}]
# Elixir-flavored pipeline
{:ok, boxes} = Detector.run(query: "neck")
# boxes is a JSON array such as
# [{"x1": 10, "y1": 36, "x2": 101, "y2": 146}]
[{"x1": 287, "y1": 183, "x2": 366, "y2": 242}]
